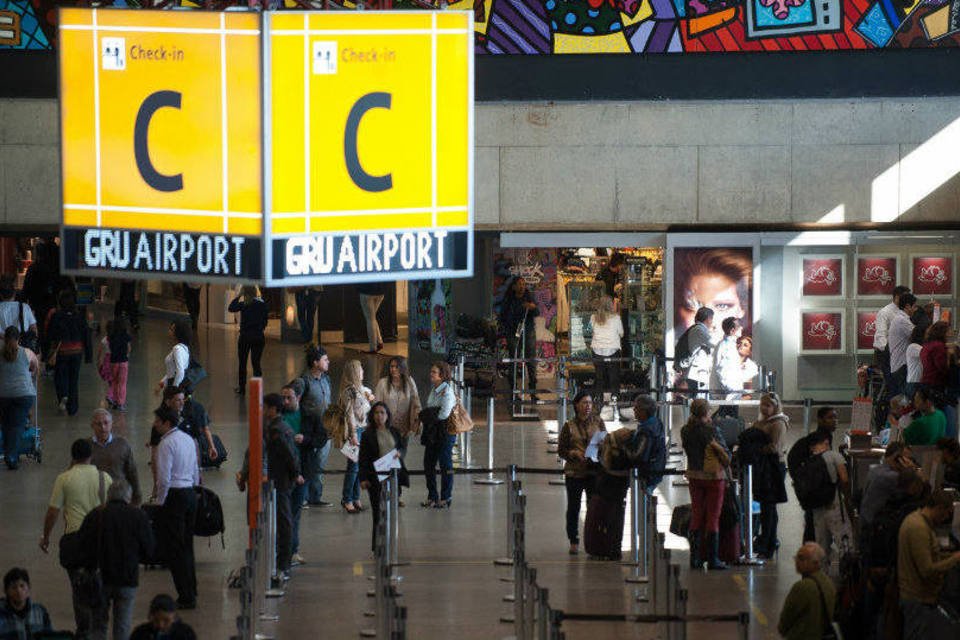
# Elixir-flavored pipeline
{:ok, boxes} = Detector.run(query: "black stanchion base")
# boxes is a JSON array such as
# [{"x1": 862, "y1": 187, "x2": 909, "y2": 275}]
[
  {"x1": 736, "y1": 556, "x2": 766, "y2": 566},
  {"x1": 474, "y1": 476, "x2": 505, "y2": 485},
  {"x1": 494, "y1": 558, "x2": 513, "y2": 566}
]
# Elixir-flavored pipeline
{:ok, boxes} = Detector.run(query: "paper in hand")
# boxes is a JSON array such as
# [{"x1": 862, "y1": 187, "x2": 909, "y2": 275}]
[
  {"x1": 340, "y1": 442, "x2": 359, "y2": 463},
  {"x1": 584, "y1": 431, "x2": 608, "y2": 462},
  {"x1": 374, "y1": 448, "x2": 401, "y2": 482}
]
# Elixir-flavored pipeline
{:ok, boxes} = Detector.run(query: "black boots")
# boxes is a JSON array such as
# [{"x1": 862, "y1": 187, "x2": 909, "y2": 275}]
[
  {"x1": 706, "y1": 532, "x2": 728, "y2": 570},
  {"x1": 688, "y1": 530, "x2": 702, "y2": 569}
]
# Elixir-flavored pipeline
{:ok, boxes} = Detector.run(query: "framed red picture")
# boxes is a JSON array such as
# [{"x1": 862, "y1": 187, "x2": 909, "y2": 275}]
[
  {"x1": 800, "y1": 310, "x2": 845, "y2": 354},
  {"x1": 911, "y1": 256, "x2": 953, "y2": 296},
  {"x1": 856, "y1": 311, "x2": 877, "y2": 353},
  {"x1": 802, "y1": 255, "x2": 845, "y2": 297},
  {"x1": 857, "y1": 256, "x2": 898, "y2": 297}
]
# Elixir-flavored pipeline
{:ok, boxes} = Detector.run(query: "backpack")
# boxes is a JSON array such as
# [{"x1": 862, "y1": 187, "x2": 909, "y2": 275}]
[
  {"x1": 673, "y1": 327, "x2": 692, "y2": 372},
  {"x1": 792, "y1": 454, "x2": 836, "y2": 511},
  {"x1": 786, "y1": 434, "x2": 812, "y2": 483},
  {"x1": 323, "y1": 403, "x2": 348, "y2": 449},
  {"x1": 193, "y1": 486, "x2": 225, "y2": 546}
]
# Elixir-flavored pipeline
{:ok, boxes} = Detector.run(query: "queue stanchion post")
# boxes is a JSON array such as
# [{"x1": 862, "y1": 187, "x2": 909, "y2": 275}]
[
  {"x1": 666, "y1": 564, "x2": 681, "y2": 640},
  {"x1": 759, "y1": 365, "x2": 768, "y2": 392},
  {"x1": 738, "y1": 611, "x2": 750, "y2": 640},
  {"x1": 625, "y1": 469, "x2": 650, "y2": 591},
  {"x1": 496, "y1": 465, "x2": 519, "y2": 565},
  {"x1": 475, "y1": 397, "x2": 504, "y2": 486},
  {"x1": 557, "y1": 356, "x2": 568, "y2": 431},
  {"x1": 264, "y1": 484, "x2": 285, "y2": 599},
  {"x1": 803, "y1": 397, "x2": 813, "y2": 433},
  {"x1": 738, "y1": 464, "x2": 764, "y2": 566},
  {"x1": 654, "y1": 533, "x2": 669, "y2": 615},
  {"x1": 389, "y1": 467, "x2": 405, "y2": 576},
  {"x1": 674, "y1": 587, "x2": 688, "y2": 640}
]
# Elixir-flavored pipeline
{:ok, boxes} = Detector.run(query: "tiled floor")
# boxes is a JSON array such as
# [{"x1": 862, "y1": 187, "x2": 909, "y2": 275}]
[{"x1": 0, "y1": 314, "x2": 812, "y2": 639}]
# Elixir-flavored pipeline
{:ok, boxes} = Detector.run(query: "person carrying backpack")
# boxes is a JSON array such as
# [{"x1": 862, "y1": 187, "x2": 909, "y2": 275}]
[
  {"x1": 786, "y1": 406, "x2": 839, "y2": 543},
  {"x1": 798, "y1": 431, "x2": 852, "y2": 577},
  {"x1": 674, "y1": 307, "x2": 714, "y2": 398}
]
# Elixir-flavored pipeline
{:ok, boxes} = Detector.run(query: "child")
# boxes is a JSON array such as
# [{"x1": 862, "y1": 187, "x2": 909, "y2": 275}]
[
  {"x1": 96, "y1": 320, "x2": 113, "y2": 407},
  {"x1": 108, "y1": 318, "x2": 132, "y2": 411}
]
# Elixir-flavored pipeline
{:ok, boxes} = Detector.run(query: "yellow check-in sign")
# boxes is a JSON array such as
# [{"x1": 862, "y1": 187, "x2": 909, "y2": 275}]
[
  {"x1": 266, "y1": 12, "x2": 473, "y2": 284},
  {"x1": 60, "y1": 8, "x2": 263, "y2": 280},
  {"x1": 58, "y1": 9, "x2": 473, "y2": 284}
]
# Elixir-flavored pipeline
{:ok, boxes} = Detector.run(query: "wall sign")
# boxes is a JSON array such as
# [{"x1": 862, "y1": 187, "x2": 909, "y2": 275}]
[
  {"x1": 58, "y1": 8, "x2": 474, "y2": 285},
  {"x1": 911, "y1": 255, "x2": 953, "y2": 297},
  {"x1": 856, "y1": 256, "x2": 898, "y2": 297},
  {"x1": 800, "y1": 310, "x2": 845, "y2": 354},
  {"x1": 802, "y1": 255, "x2": 844, "y2": 297},
  {"x1": 856, "y1": 310, "x2": 877, "y2": 353}
]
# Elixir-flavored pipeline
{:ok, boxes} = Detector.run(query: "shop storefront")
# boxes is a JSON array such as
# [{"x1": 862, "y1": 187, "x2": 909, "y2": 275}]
[{"x1": 436, "y1": 230, "x2": 960, "y2": 407}]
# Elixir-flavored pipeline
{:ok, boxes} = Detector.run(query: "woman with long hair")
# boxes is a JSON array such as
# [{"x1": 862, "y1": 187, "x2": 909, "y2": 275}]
[
  {"x1": 228, "y1": 285, "x2": 269, "y2": 395},
  {"x1": 0, "y1": 327, "x2": 39, "y2": 469},
  {"x1": 751, "y1": 392, "x2": 789, "y2": 559},
  {"x1": 920, "y1": 320, "x2": 957, "y2": 435},
  {"x1": 681, "y1": 399, "x2": 730, "y2": 570},
  {"x1": 340, "y1": 359, "x2": 374, "y2": 513},
  {"x1": 419, "y1": 361, "x2": 457, "y2": 508},
  {"x1": 157, "y1": 319, "x2": 191, "y2": 394},
  {"x1": 374, "y1": 357, "x2": 421, "y2": 462},
  {"x1": 359, "y1": 402, "x2": 409, "y2": 551},
  {"x1": 589, "y1": 295, "x2": 624, "y2": 402}
]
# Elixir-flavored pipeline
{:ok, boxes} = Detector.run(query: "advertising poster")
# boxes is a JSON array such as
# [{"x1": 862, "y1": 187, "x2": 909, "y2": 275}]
[
  {"x1": 912, "y1": 256, "x2": 953, "y2": 296},
  {"x1": 492, "y1": 249, "x2": 558, "y2": 373},
  {"x1": 411, "y1": 279, "x2": 451, "y2": 353},
  {"x1": 857, "y1": 256, "x2": 897, "y2": 297},
  {"x1": 856, "y1": 311, "x2": 877, "y2": 352},
  {"x1": 801, "y1": 311, "x2": 845, "y2": 354},
  {"x1": 673, "y1": 247, "x2": 753, "y2": 344},
  {"x1": 802, "y1": 256, "x2": 844, "y2": 297}
]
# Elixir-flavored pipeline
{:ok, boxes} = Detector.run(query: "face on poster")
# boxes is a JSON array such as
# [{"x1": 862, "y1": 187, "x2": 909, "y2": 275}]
[
  {"x1": 912, "y1": 256, "x2": 953, "y2": 296},
  {"x1": 857, "y1": 257, "x2": 897, "y2": 296},
  {"x1": 802, "y1": 257, "x2": 844, "y2": 296},
  {"x1": 856, "y1": 311, "x2": 877, "y2": 351},
  {"x1": 673, "y1": 247, "x2": 752, "y2": 344},
  {"x1": 802, "y1": 311, "x2": 844, "y2": 353}
]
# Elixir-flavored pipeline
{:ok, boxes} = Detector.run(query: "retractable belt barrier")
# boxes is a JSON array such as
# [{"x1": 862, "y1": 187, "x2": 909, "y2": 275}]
[
  {"x1": 232, "y1": 481, "x2": 282, "y2": 640},
  {"x1": 495, "y1": 466, "x2": 749, "y2": 640},
  {"x1": 362, "y1": 469, "x2": 406, "y2": 640}
]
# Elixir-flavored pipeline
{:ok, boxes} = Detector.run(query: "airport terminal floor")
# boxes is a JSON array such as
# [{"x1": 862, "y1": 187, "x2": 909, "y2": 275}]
[{"x1": 1, "y1": 316, "x2": 816, "y2": 640}]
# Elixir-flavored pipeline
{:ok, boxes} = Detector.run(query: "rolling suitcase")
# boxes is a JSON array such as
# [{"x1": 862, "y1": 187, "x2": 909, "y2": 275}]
[
  {"x1": 583, "y1": 495, "x2": 625, "y2": 560},
  {"x1": 141, "y1": 504, "x2": 166, "y2": 569}
]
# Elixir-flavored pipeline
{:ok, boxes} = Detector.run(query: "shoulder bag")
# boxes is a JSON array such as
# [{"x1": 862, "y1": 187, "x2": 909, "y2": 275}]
[
  {"x1": 446, "y1": 390, "x2": 473, "y2": 435},
  {"x1": 17, "y1": 302, "x2": 39, "y2": 352},
  {"x1": 809, "y1": 576, "x2": 843, "y2": 640}
]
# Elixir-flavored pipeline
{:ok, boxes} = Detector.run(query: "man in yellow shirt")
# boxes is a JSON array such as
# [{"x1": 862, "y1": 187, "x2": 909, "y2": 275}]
[
  {"x1": 38, "y1": 438, "x2": 112, "y2": 639},
  {"x1": 897, "y1": 490, "x2": 960, "y2": 640}
]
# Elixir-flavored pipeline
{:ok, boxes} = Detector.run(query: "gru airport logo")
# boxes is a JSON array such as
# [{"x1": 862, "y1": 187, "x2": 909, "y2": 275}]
[{"x1": 58, "y1": 8, "x2": 473, "y2": 286}]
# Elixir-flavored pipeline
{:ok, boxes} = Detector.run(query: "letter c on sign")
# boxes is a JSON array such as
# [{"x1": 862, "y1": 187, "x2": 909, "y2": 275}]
[
  {"x1": 134, "y1": 90, "x2": 184, "y2": 192},
  {"x1": 344, "y1": 92, "x2": 392, "y2": 193}
]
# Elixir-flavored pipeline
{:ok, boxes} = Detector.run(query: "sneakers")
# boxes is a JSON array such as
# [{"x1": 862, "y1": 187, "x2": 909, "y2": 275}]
[
  {"x1": 58, "y1": 398, "x2": 67, "y2": 414},
  {"x1": 291, "y1": 553, "x2": 305, "y2": 566}
]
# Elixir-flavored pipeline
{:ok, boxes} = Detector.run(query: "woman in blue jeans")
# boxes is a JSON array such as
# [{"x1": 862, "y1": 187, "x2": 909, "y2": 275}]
[
  {"x1": 339, "y1": 359, "x2": 373, "y2": 513},
  {"x1": 0, "y1": 327, "x2": 39, "y2": 470},
  {"x1": 420, "y1": 361, "x2": 457, "y2": 508}
]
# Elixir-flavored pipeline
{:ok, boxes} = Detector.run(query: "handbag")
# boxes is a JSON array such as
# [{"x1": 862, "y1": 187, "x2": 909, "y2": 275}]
[
  {"x1": 446, "y1": 395, "x2": 473, "y2": 434},
  {"x1": 184, "y1": 357, "x2": 207, "y2": 387},
  {"x1": 17, "y1": 302, "x2": 39, "y2": 352},
  {"x1": 810, "y1": 576, "x2": 844, "y2": 640},
  {"x1": 669, "y1": 503, "x2": 692, "y2": 538},
  {"x1": 74, "y1": 508, "x2": 105, "y2": 610}
]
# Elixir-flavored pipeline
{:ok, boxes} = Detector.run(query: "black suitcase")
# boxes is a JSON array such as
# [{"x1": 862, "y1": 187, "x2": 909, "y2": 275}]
[
  {"x1": 141, "y1": 504, "x2": 166, "y2": 569},
  {"x1": 583, "y1": 495, "x2": 625, "y2": 560}
]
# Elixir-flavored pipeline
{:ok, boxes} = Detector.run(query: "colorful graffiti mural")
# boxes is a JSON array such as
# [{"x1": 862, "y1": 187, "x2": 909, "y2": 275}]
[{"x1": 4, "y1": 0, "x2": 960, "y2": 52}]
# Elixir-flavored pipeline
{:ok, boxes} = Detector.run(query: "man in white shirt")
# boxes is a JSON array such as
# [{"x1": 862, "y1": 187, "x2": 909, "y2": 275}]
[
  {"x1": 153, "y1": 406, "x2": 200, "y2": 610},
  {"x1": 872, "y1": 285, "x2": 910, "y2": 379},
  {"x1": 888, "y1": 293, "x2": 918, "y2": 398}
]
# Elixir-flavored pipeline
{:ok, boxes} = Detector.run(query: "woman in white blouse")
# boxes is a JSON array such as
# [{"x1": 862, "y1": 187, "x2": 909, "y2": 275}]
[
  {"x1": 156, "y1": 319, "x2": 191, "y2": 394},
  {"x1": 374, "y1": 356, "x2": 421, "y2": 461},
  {"x1": 339, "y1": 359, "x2": 374, "y2": 513},
  {"x1": 590, "y1": 295, "x2": 624, "y2": 401},
  {"x1": 420, "y1": 361, "x2": 457, "y2": 508}
]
